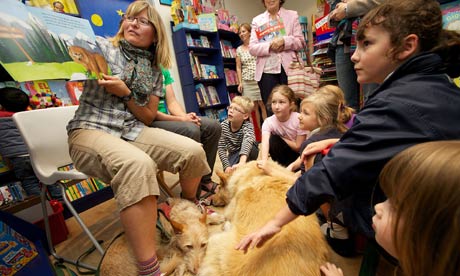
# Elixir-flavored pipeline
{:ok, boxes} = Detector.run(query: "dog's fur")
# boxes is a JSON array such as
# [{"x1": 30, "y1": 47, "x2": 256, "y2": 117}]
[
  {"x1": 100, "y1": 198, "x2": 223, "y2": 276},
  {"x1": 198, "y1": 161, "x2": 328, "y2": 276}
]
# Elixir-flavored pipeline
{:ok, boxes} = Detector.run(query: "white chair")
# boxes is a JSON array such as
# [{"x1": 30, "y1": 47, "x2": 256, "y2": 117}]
[{"x1": 13, "y1": 106, "x2": 104, "y2": 271}]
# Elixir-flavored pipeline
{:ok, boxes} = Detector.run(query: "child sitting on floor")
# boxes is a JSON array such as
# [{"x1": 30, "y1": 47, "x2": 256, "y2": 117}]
[{"x1": 218, "y1": 96, "x2": 259, "y2": 174}]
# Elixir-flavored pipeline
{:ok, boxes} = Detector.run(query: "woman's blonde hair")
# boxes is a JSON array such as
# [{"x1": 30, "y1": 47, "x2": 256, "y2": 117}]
[
  {"x1": 269, "y1": 85, "x2": 297, "y2": 112},
  {"x1": 232, "y1": 96, "x2": 254, "y2": 114},
  {"x1": 111, "y1": 0, "x2": 171, "y2": 68},
  {"x1": 379, "y1": 140, "x2": 460, "y2": 276},
  {"x1": 300, "y1": 85, "x2": 349, "y2": 133}
]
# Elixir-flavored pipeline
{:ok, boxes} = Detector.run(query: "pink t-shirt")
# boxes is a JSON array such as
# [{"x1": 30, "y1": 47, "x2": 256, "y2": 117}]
[{"x1": 262, "y1": 111, "x2": 308, "y2": 141}]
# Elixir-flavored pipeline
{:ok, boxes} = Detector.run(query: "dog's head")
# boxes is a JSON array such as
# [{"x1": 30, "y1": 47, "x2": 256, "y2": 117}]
[{"x1": 168, "y1": 199, "x2": 209, "y2": 275}]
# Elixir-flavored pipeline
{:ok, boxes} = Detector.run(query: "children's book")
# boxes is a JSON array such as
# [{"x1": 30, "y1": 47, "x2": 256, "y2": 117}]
[
  {"x1": 206, "y1": 85, "x2": 220, "y2": 104},
  {"x1": 65, "y1": 80, "x2": 84, "y2": 105},
  {"x1": 25, "y1": 0, "x2": 80, "y2": 16},
  {"x1": 200, "y1": 64, "x2": 218, "y2": 79},
  {"x1": 76, "y1": 0, "x2": 132, "y2": 37},
  {"x1": 198, "y1": 13, "x2": 217, "y2": 32},
  {"x1": 0, "y1": 0, "x2": 109, "y2": 82},
  {"x1": 200, "y1": 35, "x2": 210, "y2": 48},
  {"x1": 255, "y1": 17, "x2": 286, "y2": 42}
]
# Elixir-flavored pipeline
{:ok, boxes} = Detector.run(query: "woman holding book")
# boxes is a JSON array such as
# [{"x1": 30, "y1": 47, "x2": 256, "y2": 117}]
[
  {"x1": 66, "y1": 1, "x2": 210, "y2": 275},
  {"x1": 250, "y1": 0, "x2": 304, "y2": 115},
  {"x1": 237, "y1": 22, "x2": 267, "y2": 131}
]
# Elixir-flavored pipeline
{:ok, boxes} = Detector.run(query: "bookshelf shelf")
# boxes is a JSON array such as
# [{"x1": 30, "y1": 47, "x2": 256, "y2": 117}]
[{"x1": 172, "y1": 24, "x2": 233, "y2": 121}]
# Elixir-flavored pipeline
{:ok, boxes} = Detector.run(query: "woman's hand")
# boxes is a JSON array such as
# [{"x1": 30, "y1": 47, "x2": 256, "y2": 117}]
[
  {"x1": 330, "y1": 2, "x2": 347, "y2": 22},
  {"x1": 97, "y1": 74, "x2": 130, "y2": 97},
  {"x1": 320, "y1": 262, "x2": 344, "y2": 276},
  {"x1": 270, "y1": 37, "x2": 285, "y2": 53},
  {"x1": 183, "y1": 112, "x2": 201, "y2": 126},
  {"x1": 238, "y1": 83, "x2": 243, "y2": 93},
  {"x1": 235, "y1": 220, "x2": 282, "y2": 253}
]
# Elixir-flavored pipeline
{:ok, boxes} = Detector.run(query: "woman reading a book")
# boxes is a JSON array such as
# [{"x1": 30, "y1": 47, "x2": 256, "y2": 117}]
[
  {"x1": 250, "y1": 0, "x2": 304, "y2": 116},
  {"x1": 66, "y1": 1, "x2": 210, "y2": 275}
]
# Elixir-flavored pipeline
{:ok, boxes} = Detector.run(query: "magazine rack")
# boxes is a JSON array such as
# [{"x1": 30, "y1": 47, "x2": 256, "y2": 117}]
[{"x1": 13, "y1": 106, "x2": 104, "y2": 271}]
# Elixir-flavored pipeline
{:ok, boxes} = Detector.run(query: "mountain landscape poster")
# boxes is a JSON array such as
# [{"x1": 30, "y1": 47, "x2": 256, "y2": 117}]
[{"x1": 0, "y1": 0, "x2": 108, "y2": 81}]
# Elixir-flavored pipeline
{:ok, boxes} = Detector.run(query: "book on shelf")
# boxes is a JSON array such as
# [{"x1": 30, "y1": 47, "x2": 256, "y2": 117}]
[
  {"x1": 65, "y1": 80, "x2": 84, "y2": 105},
  {"x1": 186, "y1": 33, "x2": 194, "y2": 46},
  {"x1": 58, "y1": 164, "x2": 108, "y2": 202},
  {"x1": 0, "y1": 0, "x2": 110, "y2": 82},
  {"x1": 197, "y1": 13, "x2": 217, "y2": 32},
  {"x1": 224, "y1": 68, "x2": 238, "y2": 85},
  {"x1": 200, "y1": 35, "x2": 210, "y2": 48},
  {"x1": 204, "y1": 107, "x2": 227, "y2": 122},
  {"x1": 189, "y1": 51, "x2": 201, "y2": 79},
  {"x1": 220, "y1": 40, "x2": 236, "y2": 58},
  {"x1": 25, "y1": 0, "x2": 80, "y2": 16},
  {"x1": 441, "y1": 0, "x2": 460, "y2": 31},
  {"x1": 200, "y1": 64, "x2": 218, "y2": 79},
  {"x1": 195, "y1": 84, "x2": 220, "y2": 106}
]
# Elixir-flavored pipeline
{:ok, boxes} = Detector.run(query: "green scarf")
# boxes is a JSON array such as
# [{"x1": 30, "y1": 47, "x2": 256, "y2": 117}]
[{"x1": 119, "y1": 39, "x2": 155, "y2": 106}]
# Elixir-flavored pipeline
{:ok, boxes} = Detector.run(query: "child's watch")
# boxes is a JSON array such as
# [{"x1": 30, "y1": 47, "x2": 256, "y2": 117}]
[{"x1": 121, "y1": 92, "x2": 133, "y2": 102}]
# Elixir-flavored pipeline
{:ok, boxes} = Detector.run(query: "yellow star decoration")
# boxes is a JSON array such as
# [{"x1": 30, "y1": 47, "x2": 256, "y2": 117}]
[{"x1": 116, "y1": 9, "x2": 124, "y2": 16}]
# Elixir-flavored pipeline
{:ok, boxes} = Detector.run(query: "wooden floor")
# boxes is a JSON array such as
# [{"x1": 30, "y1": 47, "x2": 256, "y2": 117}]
[{"x1": 55, "y1": 169, "x2": 363, "y2": 275}]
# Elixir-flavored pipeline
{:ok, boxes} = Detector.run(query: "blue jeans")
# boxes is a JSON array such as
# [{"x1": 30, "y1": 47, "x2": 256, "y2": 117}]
[
  {"x1": 335, "y1": 46, "x2": 360, "y2": 110},
  {"x1": 10, "y1": 156, "x2": 62, "y2": 199},
  {"x1": 151, "y1": 117, "x2": 221, "y2": 184}
]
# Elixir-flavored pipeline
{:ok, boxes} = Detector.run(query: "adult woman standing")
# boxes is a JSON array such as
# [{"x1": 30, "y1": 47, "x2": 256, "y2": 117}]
[
  {"x1": 236, "y1": 23, "x2": 267, "y2": 130},
  {"x1": 250, "y1": 0, "x2": 304, "y2": 115},
  {"x1": 66, "y1": 1, "x2": 210, "y2": 275}
]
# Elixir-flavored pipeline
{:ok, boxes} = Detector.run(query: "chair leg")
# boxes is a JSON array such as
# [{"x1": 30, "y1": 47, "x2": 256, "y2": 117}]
[
  {"x1": 157, "y1": 171, "x2": 176, "y2": 198},
  {"x1": 41, "y1": 184, "x2": 99, "y2": 271},
  {"x1": 59, "y1": 183, "x2": 105, "y2": 255}
]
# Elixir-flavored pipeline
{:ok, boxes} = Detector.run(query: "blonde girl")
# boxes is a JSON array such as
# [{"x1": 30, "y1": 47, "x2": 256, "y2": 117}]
[
  {"x1": 260, "y1": 85, "x2": 307, "y2": 167},
  {"x1": 288, "y1": 85, "x2": 351, "y2": 174},
  {"x1": 236, "y1": 23, "x2": 267, "y2": 130}
]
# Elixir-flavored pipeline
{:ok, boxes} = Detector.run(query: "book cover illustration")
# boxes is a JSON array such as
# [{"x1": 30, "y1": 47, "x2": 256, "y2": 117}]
[
  {"x1": 65, "y1": 80, "x2": 84, "y2": 105},
  {"x1": 25, "y1": 0, "x2": 80, "y2": 16},
  {"x1": 0, "y1": 0, "x2": 109, "y2": 82},
  {"x1": 200, "y1": 64, "x2": 218, "y2": 79},
  {"x1": 441, "y1": 0, "x2": 460, "y2": 31},
  {"x1": 19, "y1": 80, "x2": 70, "y2": 109},
  {"x1": 197, "y1": 13, "x2": 217, "y2": 32},
  {"x1": 76, "y1": 0, "x2": 132, "y2": 37},
  {"x1": 255, "y1": 17, "x2": 286, "y2": 42}
]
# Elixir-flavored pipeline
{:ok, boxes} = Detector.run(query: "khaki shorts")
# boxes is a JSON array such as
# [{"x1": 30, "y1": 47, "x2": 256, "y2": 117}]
[{"x1": 68, "y1": 127, "x2": 210, "y2": 210}]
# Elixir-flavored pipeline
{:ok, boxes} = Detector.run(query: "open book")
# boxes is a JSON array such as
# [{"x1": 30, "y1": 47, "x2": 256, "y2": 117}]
[{"x1": 0, "y1": 0, "x2": 109, "y2": 82}]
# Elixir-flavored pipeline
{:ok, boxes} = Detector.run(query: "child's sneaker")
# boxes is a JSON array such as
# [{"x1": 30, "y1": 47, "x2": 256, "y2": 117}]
[{"x1": 321, "y1": 221, "x2": 355, "y2": 257}]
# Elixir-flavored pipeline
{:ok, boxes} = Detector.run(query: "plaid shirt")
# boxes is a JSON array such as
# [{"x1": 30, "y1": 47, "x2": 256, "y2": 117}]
[{"x1": 67, "y1": 37, "x2": 162, "y2": 141}]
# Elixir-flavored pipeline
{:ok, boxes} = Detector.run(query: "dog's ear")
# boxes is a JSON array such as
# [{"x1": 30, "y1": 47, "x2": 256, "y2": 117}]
[
  {"x1": 170, "y1": 219, "x2": 185, "y2": 234},
  {"x1": 216, "y1": 170, "x2": 229, "y2": 188}
]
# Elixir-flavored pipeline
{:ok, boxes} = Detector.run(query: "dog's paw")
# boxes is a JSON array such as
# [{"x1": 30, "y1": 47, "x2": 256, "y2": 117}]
[
  {"x1": 223, "y1": 221, "x2": 232, "y2": 231},
  {"x1": 207, "y1": 212, "x2": 225, "y2": 225}
]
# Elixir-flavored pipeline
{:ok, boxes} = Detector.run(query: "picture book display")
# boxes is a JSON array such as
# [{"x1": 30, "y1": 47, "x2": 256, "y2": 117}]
[{"x1": 0, "y1": 0, "x2": 109, "y2": 82}]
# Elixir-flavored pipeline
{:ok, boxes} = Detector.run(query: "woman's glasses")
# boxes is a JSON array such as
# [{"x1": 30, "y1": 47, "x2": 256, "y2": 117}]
[{"x1": 123, "y1": 15, "x2": 151, "y2": 27}]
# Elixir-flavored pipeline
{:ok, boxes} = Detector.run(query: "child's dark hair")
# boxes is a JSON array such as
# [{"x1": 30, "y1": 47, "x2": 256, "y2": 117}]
[
  {"x1": 357, "y1": 0, "x2": 460, "y2": 77},
  {"x1": 0, "y1": 87, "x2": 30, "y2": 112}
]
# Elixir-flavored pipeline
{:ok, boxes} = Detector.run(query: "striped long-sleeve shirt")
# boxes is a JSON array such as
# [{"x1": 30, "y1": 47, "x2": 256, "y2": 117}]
[{"x1": 218, "y1": 120, "x2": 256, "y2": 170}]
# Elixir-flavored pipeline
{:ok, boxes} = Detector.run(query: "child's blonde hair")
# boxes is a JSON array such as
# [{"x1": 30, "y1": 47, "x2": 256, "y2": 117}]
[
  {"x1": 380, "y1": 140, "x2": 460, "y2": 276},
  {"x1": 300, "y1": 86, "x2": 348, "y2": 133},
  {"x1": 318, "y1": 85, "x2": 355, "y2": 126},
  {"x1": 269, "y1": 85, "x2": 297, "y2": 112},
  {"x1": 111, "y1": 0, "x2": 171, "y2": 68},
  {"x1": 232, "y1": 96, "x2": 254, "y2": 114},
  {"x1": 239, "y1": 23, "x2": 251, "y2": 33}
]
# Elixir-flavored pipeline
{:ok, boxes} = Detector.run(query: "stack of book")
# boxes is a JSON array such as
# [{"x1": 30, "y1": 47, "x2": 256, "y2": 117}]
[
  {"x1": 58, "y1": 164, "x2": 108, "y2": 201},
  {"x1": 195, "y1": 84, "x2": 220, "y2": 107}
]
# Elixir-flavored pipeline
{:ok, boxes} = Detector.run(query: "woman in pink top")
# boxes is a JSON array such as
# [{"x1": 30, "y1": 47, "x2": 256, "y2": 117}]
[{"x1": 250, "y1": 0, "x2": 304, "y2": 115}]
